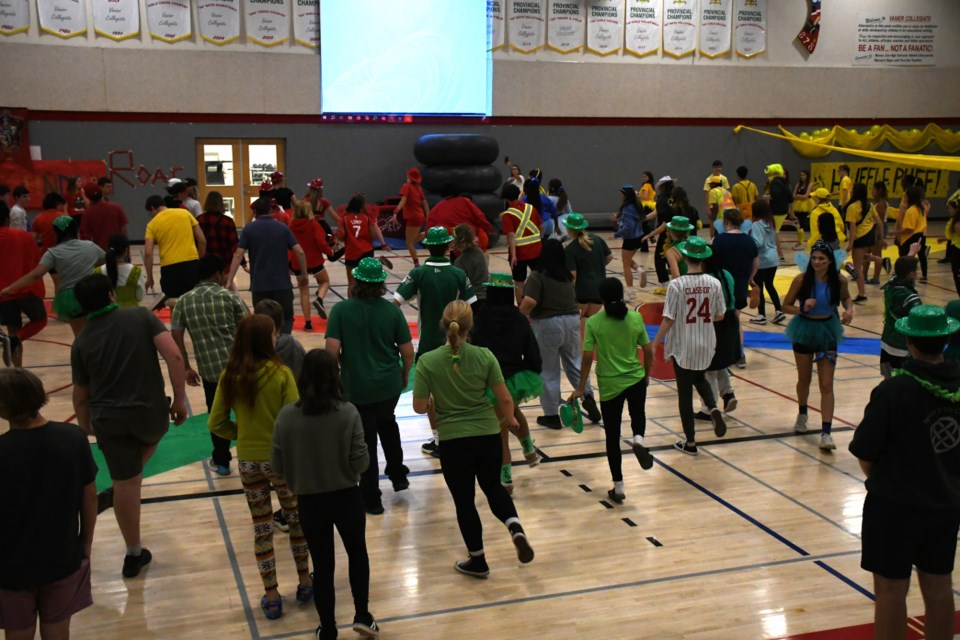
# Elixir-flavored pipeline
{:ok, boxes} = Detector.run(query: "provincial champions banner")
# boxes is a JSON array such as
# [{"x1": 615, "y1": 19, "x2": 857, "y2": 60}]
[
  {"x1": 625, "y1": 0, "x2": 661, "y2": 58},
  {"x1": 198, "y1": 0, "x2": 240, "y2": 45},
  {"x1": 547, "y1": 0, "x2": 584, "y2": 54},
  {"x1": 245, "y1": 0, "x2": 290, "y2": 47},
  {"x1": 587, "y1": 0, "x2": 623, "y2": 56},
  {"x1": 37, "y1": 0, "x2": 87, "y2": 39},
  {"x1": 146, "y1": 1, "x2": 192, "y2": 43},
  {"x1": 93, "y1": 0, "x2": 140, "y2": 41},
  {"x1": 734, "y1": 0, "x2": 766, "y2": 58},
  {"x1": 489, "y1": 0, "x2": 505, "y2": 50},
  {"x1": 293, "y1": 0, "x2": 318, "y2": 48},
  {"x1": 509, "y1": 0, "x2": 545, "y2": 53},
  {"x1": 698, "y1": 0, "x2": 731, "y2": 58},
  {"x1": 0, "y1": 0, "x2": 30, "y2": 36},
  {"x1": 663, "y1": 0, "x2": 696, "y2": 58}
]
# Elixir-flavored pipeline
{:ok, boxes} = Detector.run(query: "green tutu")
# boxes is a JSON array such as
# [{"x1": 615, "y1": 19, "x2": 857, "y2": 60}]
[
  {"x1": 785, "y1": 314, "x2": 844, "y2": 352},
  {"x1": 486, "y1": 370, "x2": 543, "y2": 406},
  {"x1": 52, "y1": 288, "x2": 85, "y2": 321}
]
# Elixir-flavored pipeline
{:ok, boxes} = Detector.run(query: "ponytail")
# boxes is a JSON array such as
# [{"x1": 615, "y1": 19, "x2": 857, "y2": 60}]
[
  {"x1": 576, "y1": 230, "x2": 594, "y2": 251},
  {"x1": 598, "y1": 277, "x2": 628, "y2": 320},
  {"x1": 441, "y1": 300, "x2": 474, "y2": 374},
  {"x1": 447, "y1": 321, "x2": 462, "y2": 373},
  {"x1": 105, "y1": 234, "x2": 129, "y2": 287}
]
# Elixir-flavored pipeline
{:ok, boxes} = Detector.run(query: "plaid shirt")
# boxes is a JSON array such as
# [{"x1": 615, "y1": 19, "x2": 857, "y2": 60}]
[
  {"x1": 170, "y1": 282, "x2": 249, "y2": 381},
  {"x1": 197, "y1": 212, "x2": 239, "y2": 265}
]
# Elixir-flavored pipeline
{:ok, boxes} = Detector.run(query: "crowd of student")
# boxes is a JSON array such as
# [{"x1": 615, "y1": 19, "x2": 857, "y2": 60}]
[{"x1": 1, "y1": 162, "x2": 960, "y2": 640}]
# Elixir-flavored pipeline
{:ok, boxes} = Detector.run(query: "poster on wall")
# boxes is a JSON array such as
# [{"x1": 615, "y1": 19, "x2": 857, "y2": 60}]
[
  {"x1": 812, "y1": 162, "x2": 952, "y2": 199},
  {"x1": 734, "y1": 0, "x2": 765, "y2": 58},
  {"x1": 198, "y1": 0, "x2": 240, "y2": 45},
  {"x1": 698, "y1": 0, "x2": 731, "y2": 58},
  {"x1": 245, "y1": 0, "x2": 290, "y2": 47},
  {"x1": 663, "y1": 0, "x2": 696, "y2": 58},
  {"x1": 625, "y1": 0, "x2": 661, "y2": 58},
  {"x1": 586, "y1": 0, "x2": 623, "y2": 56},
  {"x1": 796, "y1": 0, "x2": 820, "y2": 54},
  {"x1": 547, "y1": 0, "x2": 584, "y2": 54},
  {"x1": 854, "y1": 12, "x2": 938, "y2": 67},
  {"x1": 146, "y1": 1, "x2": 192, "y2": 43},
  {"x1": 37, "y1": 0, "x2": 87, "y2": 39},
  {"x1": 489, "y1": 0, "x2": 505, "y2": 50},
  {"x1": 293, "y1": 0, "x2": 318, "y2": 48},
  {"x1": 508, "y1": 0, "x2": 545, "y2": 53},
  {"x1": 93, "y1": 0, "x2": 140, "y2": 41},
  {"x1": 0, "y1": 0, "x2": 30, "y2": 36}
]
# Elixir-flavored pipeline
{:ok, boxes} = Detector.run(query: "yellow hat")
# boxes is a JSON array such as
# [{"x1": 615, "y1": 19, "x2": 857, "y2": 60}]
[
  {"x1": 809, "y1": 187, "x2": 831, "y2": 199},
  {"x1": 764, "y1": 163, "x2": 784, "y2": 177}
]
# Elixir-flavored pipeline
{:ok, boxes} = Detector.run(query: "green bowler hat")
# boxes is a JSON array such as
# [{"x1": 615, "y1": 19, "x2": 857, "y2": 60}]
[
  {"x1": 352, "y1": 257, "x2": 388, "y2": 283},
  {"x1": 677, "y1": 236, "x2": 712, "y2": 261},
  {"x1": 422, "y1": 226, "x2": 454, "y2": 245},
  {"x1": 484, "y1": 273, "x2": 516, "y2": 288},
  {"x1": 562, "y1": 213, "x2": 589, "y2": 230},
  {"x1": 896, "y1": 304, "x2": 960, "y2": 338},
  {"x1": 667, "y1": 215, "x2": 695, "y2": 232}
]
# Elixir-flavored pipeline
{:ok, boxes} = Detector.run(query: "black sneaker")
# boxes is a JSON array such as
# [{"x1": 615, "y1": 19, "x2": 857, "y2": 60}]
[
  {"x1": 581, "y1": 394, "x2": 602, "y2": 424},
  {"x1": 536, "y1": 415, "x2": 562, "y2": 429},
  {"x1": 674, "y1": 440, "x2": 699, "y2": 456},
  {"x1": 509, "y1": 526, "x2": 535, "y2": 564},
  {"x1": 391, "y1": 471, "x2": 410, "y2": 492},
  {"x1": 304, "y1": 320, "x2": 313, "y2": 331},
  {"x1": 607, "y1": 488, "x2": 626, "y2": 504},
  {"x1": 377, "y1": 255, "x2": 394, "y2": 270},
  {"x1": 315, "y1": 624, "x2": 338, "y2": 640},
  {"x1": 352, "y1": 612, "x2": 381, "y2": 639},
  {"x1": 365, "y1": 502, "x2": 385, "y2": 516},
  {"x1": 122, "y1": 548, "x2": 152, "y2": 578},
  {"x1": 722, "y1": 393, "x2": 737, "y2": 413},
  {"x1": 882, "y1": 257, "x2": 892, "y2": 274},
  {"x1": 694, "y1": 411, "x2": 712, "y2": 422},
  {"x1": 455, "y1": 555, "x2": 490, "y2": 579},
  {"x1": 632, "y1": 442, "x2": 654, "y2": 470},
  {"x1": 312, "y1": 297, "x2": 327, "y2": 319},
  {"x1": 0, "y1": 331, "x2": 11, "y2": 366},
  {"x1": 711, "y1": 408, "x2": 728, "y2": 438},
  {"x1": 421, "y1": 439, "x2": 438, "y2": 454},
  {"x1": 853, "y1": 295, "x2": 868, "y2": 305},
  {"x1": 274, "y1": 509, "x2": 289, "y2": 533}
]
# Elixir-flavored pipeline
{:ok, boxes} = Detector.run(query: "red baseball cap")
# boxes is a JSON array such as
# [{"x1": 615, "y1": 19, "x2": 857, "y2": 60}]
[
  {"x1": 407, "y1": 168, "x2": 422, "y2": 184},
  {"x1": 260, "y1": 179, "x2": 273, "y2": 191},
  {"x1": 308, "y1": 178, "x2": 324, "y2": 190},
  {"x1": 270, "y1": 171, "x2": 284, "y2": 183},
  {"x1": 83, "y1": 182, "x2": 102, "y2": 199}
]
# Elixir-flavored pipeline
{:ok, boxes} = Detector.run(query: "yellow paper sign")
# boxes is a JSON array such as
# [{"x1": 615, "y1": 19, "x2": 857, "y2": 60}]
[{"x1": 811, "y1": 162, "x2": 953, "y2": 199}]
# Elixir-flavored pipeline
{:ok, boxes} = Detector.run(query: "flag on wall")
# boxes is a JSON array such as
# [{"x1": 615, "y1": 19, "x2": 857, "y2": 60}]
[
  {"x1": 509, "y1": 0, "x2": 545, "y2": 53},
  {"x1": 698, "y1": 0, "x2": 731, "y2": 58},
  {"x1": 0, "y1": 0, "x2": 30, "y2": 36},
  {"x1": 663, "y1": 0, "x2": 696, "y2": 58},
  {"x1": 146, "y1": 1, "x2": 192, "y2": 43},
  {"x1": 293, "y1": 0, "x2": 318, "y2": 48},
  {"x1": 489, "y1": 0, "x2": 505, "y2": 50},
  {"x1": 0, "y1": 108, "x2": 31, "y2": 168},
  {"x1": 734, "y1": 0, "x2": 765, "y2": 58},
  {"x1": 37, "y1": 0, "x2": 87, "y2": 39},
  {"x1": 586, "y1": 0, "x2": 623, "y2": 56},
  {"x1": 547, "y1": 0, "x2": 584, "y2": 54},
  {"x1": 245, "y1": 0, "x2": 290, "y2": 47},
  {"x1": 198, "y1": 0, "x2": 240, "y2": 45},
  {"x1": 796, "y1": 0, "x2": 820, "y2": 54},
  {"x1": 93, "y1": 0, "x2": 140, "y2": 42},
  {"x1": 625, "y1": 0, "x2": 661, "y2": 58}
]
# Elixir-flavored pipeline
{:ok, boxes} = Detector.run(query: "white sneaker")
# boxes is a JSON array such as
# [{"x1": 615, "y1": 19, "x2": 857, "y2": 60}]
[
  {"x1": 819, "y1": 433, "x2": 836, "y2": 451},
  {"x1": 749, "y1": 315, "x2": 767, "y2": 325},
  {"x1": 637, "y1": 267, "x2": 648, "y2": 288},
  {"x1": 794, "y1": 414, "x2": 809, "y2": 434}
]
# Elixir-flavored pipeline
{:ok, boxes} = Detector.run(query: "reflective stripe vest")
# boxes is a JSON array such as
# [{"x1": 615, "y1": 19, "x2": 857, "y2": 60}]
[{"x1": 503, "y1": 203, "x2": 541, "y2": 247}]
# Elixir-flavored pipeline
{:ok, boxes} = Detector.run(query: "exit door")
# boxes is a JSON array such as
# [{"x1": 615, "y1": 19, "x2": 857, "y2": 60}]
[{"x1": 195, "y1": 138, "x2": 286, "y2": 227}]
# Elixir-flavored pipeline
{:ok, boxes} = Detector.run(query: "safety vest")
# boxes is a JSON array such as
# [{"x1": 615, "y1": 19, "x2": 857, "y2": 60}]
[
  {"x1": 711, "y1": 187, "x2": 735, "y2": 219},
  {"x1": 503, "y1": 203, "x2": 541, "y2": 247}
]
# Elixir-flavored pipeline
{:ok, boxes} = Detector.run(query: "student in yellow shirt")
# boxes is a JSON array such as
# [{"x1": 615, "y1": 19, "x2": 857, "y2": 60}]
[
  {"x1": 940, "y1": 198, "x2": 960, "y2": 296},
  {"x1": 807, "y1": 188, "x2": 847, "y2": 250},
  {"x1": 833, "y1": 164, "x2": 853, "y2": 207},
  {"x1": 896, "y1": 185, "x2": 929, "y2": 282},
  {"x1": 792, "y1": 169, "x2": 813, "y2": 249},
  {"x1": 707, "y1": 178, "x2": 735, "y2": 238},
  {"x1": 843, "y1": 183, "x2": 885, "y2": 304},
  {"x1": 703, "y1": 160, "x2": 729, "y2": 213},
  {"x1": 731, "y1": 166, "x2": 759, "y2": 220}
]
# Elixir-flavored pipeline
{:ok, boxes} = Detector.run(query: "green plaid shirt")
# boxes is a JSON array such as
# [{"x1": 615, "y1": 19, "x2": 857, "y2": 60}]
[{"x1": 170, "y1": 282, "x2": 249, "y2": 381}]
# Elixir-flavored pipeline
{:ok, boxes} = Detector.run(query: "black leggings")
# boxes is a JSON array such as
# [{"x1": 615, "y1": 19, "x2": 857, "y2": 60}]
[
  {"x1": 439, "y1": 433, "x2": 518, "y2": 553},
  {"x1": 672, "y1": 360, "x2": 716, "y2": 443},
  {"x1": 599, "y1": 378, "x2": 648, "y2": 482},
  {"x1": 203, "y1": 379, "x2": 233, "y2": 467},
  {"x1": 754, "y1": 266, "x2": 782, "y2": 317},
  {"x1": 355, "y1": 396, "x2": 405, "y2": 505},
  {"x1": 899, "y1": 233, "x2": 927, "y2": 278},
  {"x1": 299, "y1": 487, "x2": 370, "y2": 628},
  {"x1": 951, "y1": 245, "x2": 960, "y2": 297},
  {"x1": 654, "y1": 234, "x2": 669, "y2": 284}
]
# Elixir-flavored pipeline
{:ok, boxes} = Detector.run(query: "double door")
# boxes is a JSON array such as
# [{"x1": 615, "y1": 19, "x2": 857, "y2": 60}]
[{"x1": 194, "y1": 139, "x2": 286, "y2": 227}]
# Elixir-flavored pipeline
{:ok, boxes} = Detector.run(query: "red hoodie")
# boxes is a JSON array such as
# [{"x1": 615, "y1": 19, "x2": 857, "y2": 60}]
[{"x1": 288, "y1": 217, "x2": 333, "y2": 270}]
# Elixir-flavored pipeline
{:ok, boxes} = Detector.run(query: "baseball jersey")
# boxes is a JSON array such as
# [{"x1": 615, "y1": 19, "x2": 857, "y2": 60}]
[
  {"x1": 663, "y1": 273, "x2": 726, "y2": 371},
  {"x1": 339, "y1": 212, "x2": 376, "y2": 261},
  {"x1": 394, "y1": 258, "x2": 477, "y2": 357}
]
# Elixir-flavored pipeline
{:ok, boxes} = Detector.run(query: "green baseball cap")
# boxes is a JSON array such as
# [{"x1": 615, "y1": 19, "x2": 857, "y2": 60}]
[
  {"x1": 422, "y1": 226, "x2": 454, "y2": 246},
  {"x1": 677, "y1": 236, "x2": 712, "y2": 261},
  {"x1": 561, "y1": 213, "x2": 589, "y2": 230},
  {"x1": 896, "y1": 304, "x2": 960, "y2": 338},
  {"x1": 666, "y1": 216, "x2": 695, "y2": 232},
  {"x1": 351, "y1": 257, "x2": 388, "y2": 283},
  {"x1": 52, "y1": 215, "x2": 75, "y2": 232},
  {"x1": 484, "y1": 273, "x2": 516, "y2": 288}
]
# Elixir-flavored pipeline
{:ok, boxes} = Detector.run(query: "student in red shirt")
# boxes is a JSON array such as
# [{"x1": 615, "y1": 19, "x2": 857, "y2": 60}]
[
  {"x1": 0, "y1": 202, "x2": 47, "y2": 367},
  {"x1": 428, "y1": 183, "x2": 494, "y2": 251},
  {"x1": 79, "y1": 182, "x2": 128, "y2": 251},
  {"x1": 338, "y1": 194, "x2": 392, "y2": 295},
  {"x1": 394, "y1": 168, "x2": 429, "y2": 267},
  {"x1": 500, "y1": 184, "x2": 543, "y2": 305},
  {"x1": 32, "y1": 193, "x2": 66, "y2": 253},
  {"x1": 288, "y1": 202, "x2": 334, "y2": 330}
]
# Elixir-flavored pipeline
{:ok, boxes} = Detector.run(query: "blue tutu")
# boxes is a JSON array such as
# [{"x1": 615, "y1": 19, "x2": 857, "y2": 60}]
[
  {"x1": 785, "y1": 314, "x2": 844, "y2": 352},
  {"x1": 795, "y1": 248, "x2": 848, "y2": 272}
]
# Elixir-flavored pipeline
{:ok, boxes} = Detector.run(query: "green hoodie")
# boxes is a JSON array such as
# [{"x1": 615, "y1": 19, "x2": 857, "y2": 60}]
[{"x1": 880, "y1": 276, "x2": 921, "y2": 355}]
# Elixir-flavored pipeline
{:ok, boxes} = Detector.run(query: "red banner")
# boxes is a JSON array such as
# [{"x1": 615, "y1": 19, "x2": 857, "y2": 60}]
[
  {"x1": 796, "y1": 0, "x2": 821, "y2": 54},
  {"x1": 0, "y1": 107, "x2": 31, "y2": 168},
  {"x1": 0, "y1": 159, "x2": 107, "y2": 210}
]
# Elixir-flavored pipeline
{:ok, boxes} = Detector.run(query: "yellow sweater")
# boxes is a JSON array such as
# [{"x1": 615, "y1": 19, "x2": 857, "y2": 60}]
[{"x1": 807, "y1": 202, "x2": 847, "y2": 248}]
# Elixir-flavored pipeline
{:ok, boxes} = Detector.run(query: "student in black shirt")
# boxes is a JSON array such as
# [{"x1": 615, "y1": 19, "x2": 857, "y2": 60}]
[{"x1": 711, "y1": 208, "x2": 758, "y2": 368}]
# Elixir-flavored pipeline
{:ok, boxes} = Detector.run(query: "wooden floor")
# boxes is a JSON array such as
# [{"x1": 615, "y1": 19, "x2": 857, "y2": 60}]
[{"x1": 9, "y1": 233, "x2": 960, "y2": 640}]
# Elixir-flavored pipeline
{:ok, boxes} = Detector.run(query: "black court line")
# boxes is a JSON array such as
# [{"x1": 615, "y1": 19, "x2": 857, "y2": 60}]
[
  {"x1": 622, "y1": 518, "x2": 638, "y2": 528},
  {"x1": 559, "y1": 469, "x2": 572, "y2": 477},
  {"x1": 646, "y1": 536, "x2": 662, "y2": 546},
  {"x1": 599, "y1": 501, "x2": 614, "y2": 509},
  {"x1": 578, "y1": 484, "x2": 592, "y2": 493}
]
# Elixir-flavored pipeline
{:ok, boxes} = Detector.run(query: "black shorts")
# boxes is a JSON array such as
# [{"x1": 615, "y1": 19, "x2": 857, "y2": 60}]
[
  {"x1": 880, "y1": 349, "x2": 906, "y2": 377},
  {"x1": 94, "y1": 414, "x2": 170, "y2": 481},
  {"x1": 344, "y1": 250, "x2": 375, "y2": 269},
  {"x1": 622, "y1": 237, "x2": 644, "y2": 251},
  {"x1": 861, "y1": 492, "x2": 960, "y2": 579},
  {"x1": 792, "y1": 341, "x2": 838, "y2": 355},
  {"x1": 0, "y1": 296, "x2": 46, "y2": 329},
  {"x1": 160, "y1": 260, "x2": 200, "y2": 298},
  {"x1": 511, "y1": 258, "x2": 539, "y2": 283},
  {"x1": 853, "y1": 228, "x2": 877, "y2": 249},
  {"x1": 735, "y1": 297, "x2": 747, "y2": 311},
  {"x1": 291, "y1": 264, "x2": 325, "y2": 277}
]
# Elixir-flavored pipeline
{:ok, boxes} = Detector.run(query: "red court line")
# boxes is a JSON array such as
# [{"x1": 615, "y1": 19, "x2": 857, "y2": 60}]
[
  {"x1": 47, "y1": 382, "x2": 73, "y2": 395},
  {"x1": 776, "y1": 611, "x2": 960, "y2": 639},
  {"x1": 31, "y1": 338, "x2": 74, "y2": 349},
  {"x1": 730, "y1": 372, "x2": 857, "y2": 428}
]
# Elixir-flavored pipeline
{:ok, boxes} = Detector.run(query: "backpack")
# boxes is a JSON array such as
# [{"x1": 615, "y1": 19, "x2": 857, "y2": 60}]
[{"x1": 733, "y1": 180, "x2": 756, "y2": 220}]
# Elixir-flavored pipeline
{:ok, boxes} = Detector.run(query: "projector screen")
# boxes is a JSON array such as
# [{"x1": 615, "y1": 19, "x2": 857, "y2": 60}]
[{"x1": 320, "y1": 0, "x2": 491, "y2": 116}]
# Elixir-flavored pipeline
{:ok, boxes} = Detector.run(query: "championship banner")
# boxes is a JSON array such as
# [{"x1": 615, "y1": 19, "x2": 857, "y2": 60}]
[
  {"x1": 796, "y1": 0, "x2": 821, "y2": 54},
  {"x1": 198, "y1": 0, "x2": 240, "y2": 45},
  {"x1": 734, "y1": 0, "x2": 765, "y2": 58},
  {"x1": 663, "y1": 0, "x2": 696, "y2": 58},
  {"x1": 698, "y1": 0, "x2": 731, "y2": 59},
  {"x1": 0, "y1": 160, "x2": 106, "y2": 211},
  {"x1": 586, "y1": 0, "x2": 623, "y2": 56},
  {"x1": 0, "y1": 0, "x2": 30, "y2": 36},
  {"x1": 293, "y1": 0, "x2": 318, "y2": 48},
  {"x1": 508, "y1": 0, "x2": 545, "y2": 53},
  {"x1": 489, "y1": 0, "x2": 505, "y2": 50},
  {"x1": 146, "y1": 1, "x2": 192, "y2": 43},
  {"x1": 93, "y1": 0, "x2": 140, "y2": 42},
  {"x1": 245, "y1": 0, "x2": 290, "y2": 47},
  {"x1": 625, "y1": 0, "x2": 661, "y2": 58},
  {"x1": 547, "y1": 0, "x2": 584, "y2": 54},
  {"x1": 37, "y1": 0, "x2": 87, "y2": 39}
]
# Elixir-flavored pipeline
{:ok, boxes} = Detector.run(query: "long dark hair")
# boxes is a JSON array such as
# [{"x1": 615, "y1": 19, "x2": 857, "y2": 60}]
[
  {"x1": 905, "y1": 185, "x2": 926, "y2": 214},
  {"x1": 536, "y1": 239, "x2": 572, "y2": 282},
  {"x1": 54, "y1": 217, "x2": 79, "y2": 244},
  {"x1": 296, "y1": 349, "x2": 345, "y2": 416},
  {"x1": 619, "y1": 186, "x2": 640, "y2": 216},
  {"x1": 798, "y1": 244, "x2": 841, "y2": 306},
  {"x1": 642, "y1": 171, "x2": 654, "y2": 186},
  {"x1": 220, "y1": 315, "x2": 285, "y2": 409},
  {"x1": 796, "y1": 170, "x2": 809, "y2": 190},
  {"x1": 204, "y1": 191, "x2": 225, "y2": 215},
  {"x1": 873, "y1": 181, "x2": 888, "y2": 199},
  {"x1": 598, "y1": 278, "x2": 627, "y2": 320},
  {"x1": 523, "y1": 178, "x2": 542, "y2": 216},
  {"x1": 105, "y1": 234, "x2": 129, "y2": 286},
  {"x1": 548, "y1": 178, "x2": 568, "y2": 211},
  {"x1": 842, "y1": 183, "x2": 870, "y2": 223},
  {"x1": 752, "y1": 199, "x2": 773, "y2": 224}
]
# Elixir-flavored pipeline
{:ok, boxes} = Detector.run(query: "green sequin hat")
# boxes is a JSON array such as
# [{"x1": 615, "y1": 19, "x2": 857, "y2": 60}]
[
  {"x1": 484, "y1": 273, "x2": 516, "y2": 288},
  {"x1": 52, "y1": 215, "x2": 75, "y2": 231},
  {"x1": 896, "y1": 304, "x2": 960, "y2": 338},
  {"x1": 351, "y1": 257, "x2": 388, "y2": 283},
  {"x1": 677, "y1": 236, "x2": 712, "y2": 260},
  {"x1": 421, "y1": 226, "x2": 454, "y2": 246},
  {"x1": 666, "y1": 216, "x2": 695, "y2": 232},
  {"x1": 561, "y1": 213, "x2": 589, "y2": 230}
]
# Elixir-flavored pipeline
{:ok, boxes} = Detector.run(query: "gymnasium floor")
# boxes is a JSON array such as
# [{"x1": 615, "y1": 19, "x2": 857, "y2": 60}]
[{"x1": 11, "y1": 233, "x2": 960, "y2": 640}]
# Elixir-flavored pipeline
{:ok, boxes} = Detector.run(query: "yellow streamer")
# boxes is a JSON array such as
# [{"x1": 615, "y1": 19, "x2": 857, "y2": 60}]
[{"x1": 734, "y1": 125, "x2": 960, "y2": 173}]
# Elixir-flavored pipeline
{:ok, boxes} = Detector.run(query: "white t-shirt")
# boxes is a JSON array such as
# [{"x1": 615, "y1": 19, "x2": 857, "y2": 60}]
[
  {"x1": 663, "y1": 273, "x2": 726, "y2": 371},
  {"x1": 703, "y1": 174, "x2": 730, "y2": 193},
  {"x1": 10, "y1": 204, "x2": 27, "y2": 230},
  {"x1": 183, "y1": 197, "x2": 203, "y2": 218}
]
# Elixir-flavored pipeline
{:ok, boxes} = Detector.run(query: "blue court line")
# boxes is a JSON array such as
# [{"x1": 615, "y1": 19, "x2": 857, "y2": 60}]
[
  {"x1": 815, "y1": 560, "x2": 876, "y2": 601},
  {"x1": 258, "y1": 549, "x2": 862, "y2": 640},
  {"x1": 642, "y1": 324, "x2": 883, "y2": 356}
]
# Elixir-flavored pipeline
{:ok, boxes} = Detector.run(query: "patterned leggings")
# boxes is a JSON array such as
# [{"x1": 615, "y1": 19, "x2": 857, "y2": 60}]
[{"x1": 238, "y1": 460, "x2": 310, "y2": 591}]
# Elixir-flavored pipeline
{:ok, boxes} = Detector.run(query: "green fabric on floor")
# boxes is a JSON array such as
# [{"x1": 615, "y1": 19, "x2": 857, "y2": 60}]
[{"x1": 92, "y1": 413, "x2": 219, "y2": 492}]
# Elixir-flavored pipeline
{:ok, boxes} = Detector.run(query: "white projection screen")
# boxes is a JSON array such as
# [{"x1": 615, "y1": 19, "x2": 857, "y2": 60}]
[{"x1": 320, "y1": 0, "x2": 492, "y2": 116}]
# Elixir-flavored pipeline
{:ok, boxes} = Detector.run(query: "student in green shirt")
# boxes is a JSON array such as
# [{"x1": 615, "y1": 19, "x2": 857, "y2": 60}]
[
  {"x1": 570, "y1": 278, "x2": 654, "y2": 505},
  {"x1": 412, "y1": 300, "x2": 534, "y2": 579}
]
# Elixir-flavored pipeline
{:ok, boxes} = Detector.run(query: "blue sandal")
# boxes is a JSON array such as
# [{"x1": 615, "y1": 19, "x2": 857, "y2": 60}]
[
  {"x1": 261, "y1": 595, "x2": 283, "y2": 620},
  {"x1": 296, "y1": 583, "x2": 314, "y2": 603}
]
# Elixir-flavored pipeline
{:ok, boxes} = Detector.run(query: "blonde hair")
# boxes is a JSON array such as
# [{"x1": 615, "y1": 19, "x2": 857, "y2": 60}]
[
  {"x1": 573, "y1": 229, "x2": 593, "y2": 251},
  {"x1": 293, "y1": 200, "x2": 312, "y2": 220},
  {"x1": 441, "y1": 300, "x2": 473, "y2": 373},
  {"x1": 453, "y1": 224, "x2": 476, "y2": 253}
]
